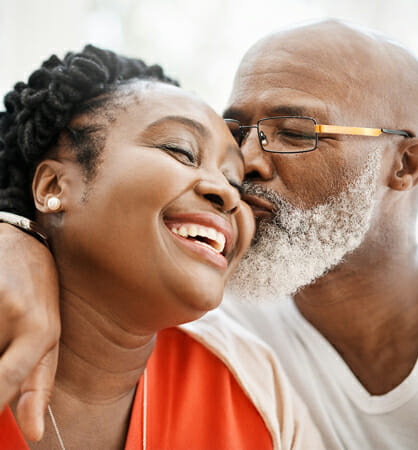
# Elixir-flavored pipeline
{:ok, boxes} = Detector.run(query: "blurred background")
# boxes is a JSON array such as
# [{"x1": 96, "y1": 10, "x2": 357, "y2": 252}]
[
  {"x1": 1, "y1": 0, "x2": 417, "y2": 237},
  {"x1": 1, "y1": 0, "x2": 417, "y2": 112}
]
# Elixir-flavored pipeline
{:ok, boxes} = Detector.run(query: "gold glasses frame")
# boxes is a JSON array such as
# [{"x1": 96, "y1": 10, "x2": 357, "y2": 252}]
[{"x1": 225, "y1": 116, "x2": 412, "y2": 154}]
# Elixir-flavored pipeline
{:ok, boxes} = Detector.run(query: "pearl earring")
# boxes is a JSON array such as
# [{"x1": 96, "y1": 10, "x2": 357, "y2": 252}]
[{"x1": 47, "y1": 197, "x2": 61, "y2": 211}]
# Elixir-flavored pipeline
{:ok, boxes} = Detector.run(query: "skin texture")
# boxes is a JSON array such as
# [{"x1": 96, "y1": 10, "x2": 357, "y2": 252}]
[
  {"x1": 7, "y1": 81, "x2": 254, "y2": 448},
  {"x1": 0, "y1": 224, "x2": 59, "y2": 441},
  {"x1": 224, "y1": 20, "x2": 418, "y2": 394},
  {"x1": 1, "y1": 19, "x2": 417, "y2": 438}
]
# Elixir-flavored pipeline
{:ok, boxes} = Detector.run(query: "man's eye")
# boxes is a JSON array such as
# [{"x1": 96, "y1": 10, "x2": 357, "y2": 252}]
[
  {"x1": 279, "y1": 130, "x2": 315, "y2": 140},
  {"x1": 160, "y1": 145, "x2": 196, "y2": 164}
]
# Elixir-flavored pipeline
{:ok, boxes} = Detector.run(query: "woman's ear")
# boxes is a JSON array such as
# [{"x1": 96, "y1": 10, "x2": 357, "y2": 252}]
[
  {"x1": 32, "y1": 160, "x2": 66, "y2": 213},
  {"x1": 389, "y1": 138, "x2": 418, "y2": 191}
]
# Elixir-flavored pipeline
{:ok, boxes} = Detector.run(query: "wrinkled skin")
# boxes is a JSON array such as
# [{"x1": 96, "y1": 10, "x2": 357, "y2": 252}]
[
  {"x1": 224, "y1": 21, "x2": 418, "y2": 394},
  {"x1": 1, "y1": 20, "x2": 418, "y2": 440},
  {"x1": 1, "y1": 82, "x2": 254, "y2": 445}
]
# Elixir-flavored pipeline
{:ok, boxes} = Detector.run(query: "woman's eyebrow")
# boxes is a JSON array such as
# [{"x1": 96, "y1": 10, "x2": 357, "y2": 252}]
[{"x1": 144, "y1": 115, "x2": 208, "y2": 137}]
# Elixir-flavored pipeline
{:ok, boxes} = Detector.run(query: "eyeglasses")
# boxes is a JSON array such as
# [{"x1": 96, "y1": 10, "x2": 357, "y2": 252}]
[{"x1": 224, "y1": 116, "x2": 412, "y2": 154}]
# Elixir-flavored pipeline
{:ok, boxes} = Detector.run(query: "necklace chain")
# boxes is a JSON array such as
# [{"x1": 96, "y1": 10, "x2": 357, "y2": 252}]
[
  {"x1": 47, "y1": 404, "x2": 66, "y2": 450},
  {"x1": 48, "y1": 368, "x2": 148, "y2": 450},
  {"x1": 142, "y1": 367, "x2": 148, "y2": 450}
]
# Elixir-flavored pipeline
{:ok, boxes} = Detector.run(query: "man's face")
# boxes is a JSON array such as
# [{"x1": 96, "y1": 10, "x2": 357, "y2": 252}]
[{"x1": 225, "y1": 25, "x2": 385, "y2": 300}]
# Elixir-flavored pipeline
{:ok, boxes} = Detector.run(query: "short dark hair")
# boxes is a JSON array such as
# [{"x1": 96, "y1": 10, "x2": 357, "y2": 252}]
[{"x1": 0, "y1": 45, "x2": 179, "y2": 218}]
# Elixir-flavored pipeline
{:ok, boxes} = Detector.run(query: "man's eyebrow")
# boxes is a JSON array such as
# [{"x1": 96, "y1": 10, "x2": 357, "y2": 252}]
[
  {"x1": 268, "y1": 105, "x2": 309, "y2": 117},
  {"x1": 144, "y1": 115, "x2": 208, "y2": 137},
  {"x1": 223, "y1": 105, "x2": 326, "y2": 122},
  {"x1": 223, "y1": 108, "x2": 245, "y2": 121}
]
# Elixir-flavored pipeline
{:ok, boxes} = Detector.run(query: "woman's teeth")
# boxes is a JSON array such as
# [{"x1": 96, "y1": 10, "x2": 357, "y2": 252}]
[{"x1": 170, "y1": 224, "x2": 226, "y2": 253}]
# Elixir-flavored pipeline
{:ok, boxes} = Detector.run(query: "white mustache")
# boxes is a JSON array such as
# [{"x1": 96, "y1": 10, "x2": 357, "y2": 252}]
[{"x1": 228, "y1": 150, "x2": 382, "y2": 303}]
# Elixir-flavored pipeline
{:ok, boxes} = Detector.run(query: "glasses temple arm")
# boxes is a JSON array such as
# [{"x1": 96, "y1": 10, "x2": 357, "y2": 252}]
[
  {"x1": 381, "y1": 128, "x2": 411, "y2": 137},
  {"x1": 315, "y1": 125, "x2": 411, "y2": 138}
]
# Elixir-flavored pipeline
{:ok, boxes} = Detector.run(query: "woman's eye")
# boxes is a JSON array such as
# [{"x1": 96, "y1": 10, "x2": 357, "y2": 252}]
[{"x1": 160, "y1": 145, "x2": 196, "y2": 165}]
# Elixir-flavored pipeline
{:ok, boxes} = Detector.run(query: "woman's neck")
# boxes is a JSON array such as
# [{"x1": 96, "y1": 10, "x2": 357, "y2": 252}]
[
  {"x1": 56, "y1": 286, "x2": 155, "y2": 402},
  {"x1": 25, "y1": 287, "x2": 157, "y2": 449}
]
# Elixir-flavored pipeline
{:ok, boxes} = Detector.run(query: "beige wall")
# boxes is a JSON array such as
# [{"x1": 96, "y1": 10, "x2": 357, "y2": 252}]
[{"x1": 1, "y1": 0, "x2": 417, "y2": 113}]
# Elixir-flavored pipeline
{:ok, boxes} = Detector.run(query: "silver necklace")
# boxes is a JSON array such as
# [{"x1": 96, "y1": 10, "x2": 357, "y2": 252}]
[
  {"x1": 47, "y1": 404, "x2": 65, "y2": 450},
  {"x1": 48, "y1": 368, "x2": 148, "y2": 450}
]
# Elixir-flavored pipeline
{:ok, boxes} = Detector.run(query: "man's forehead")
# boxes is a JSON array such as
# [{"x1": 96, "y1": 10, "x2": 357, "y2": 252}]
[
  {"x1": 235, "y1": 38, "x2": 362, "y2": 94},
  {"x1": 225, "y1": 53, "x2": 340, "y2": 124},
  {"x1": 223, "y1": 99, "x2": 331, "y2": 124},
  {"x1": 226, "y1": 24, "x2": 396, "y2": 125},
  {"x1": 235, "y1": 21, "x2": 407, "y2": 95},
  {"x1": 226, "y1": 20, "x2": 417, "y2": 143}
]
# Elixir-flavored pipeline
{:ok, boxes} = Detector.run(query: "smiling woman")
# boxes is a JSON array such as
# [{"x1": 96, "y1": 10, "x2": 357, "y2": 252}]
[
  {"x1": 0, "y1": 46, "x2": 323, "y2": 449},
  {"x1": 35, "y1": 79, "x2": 252, "y2": 331}
]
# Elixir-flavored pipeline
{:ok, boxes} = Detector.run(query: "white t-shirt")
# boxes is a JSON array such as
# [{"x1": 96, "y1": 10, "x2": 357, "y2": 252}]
[{"x1": 222, "y1": 297, "x2": 418, "y2": 450}]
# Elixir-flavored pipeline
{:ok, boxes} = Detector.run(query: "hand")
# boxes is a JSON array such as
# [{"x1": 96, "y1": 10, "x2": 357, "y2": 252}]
[{"x1": 0, "y1": 224, "x2": 60, "y2": 441}]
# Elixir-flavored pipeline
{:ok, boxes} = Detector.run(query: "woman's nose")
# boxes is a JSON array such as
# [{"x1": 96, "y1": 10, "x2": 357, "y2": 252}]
[{"x1": 194, "y1": 177, "x2": 241, "y2": 214}]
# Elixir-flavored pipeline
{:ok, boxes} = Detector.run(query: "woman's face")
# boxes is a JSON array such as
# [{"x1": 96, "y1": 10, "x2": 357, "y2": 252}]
[{"x1": 41, "y1": 82, "x2": 254, "y2": 330}]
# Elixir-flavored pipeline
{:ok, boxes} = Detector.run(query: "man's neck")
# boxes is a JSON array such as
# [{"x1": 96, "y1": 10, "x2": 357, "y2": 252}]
[{"x1": 294, "y1": 245, "x2": 418, "y2": 395}]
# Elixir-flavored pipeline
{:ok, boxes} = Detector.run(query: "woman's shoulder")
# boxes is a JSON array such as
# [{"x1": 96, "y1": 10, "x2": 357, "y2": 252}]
[
  {"x1": 134, "y1": 320, "x2": 273, "y2": 450},
  {"x1": 179, "y1": 308, "x2": 326, "y2": 450}
]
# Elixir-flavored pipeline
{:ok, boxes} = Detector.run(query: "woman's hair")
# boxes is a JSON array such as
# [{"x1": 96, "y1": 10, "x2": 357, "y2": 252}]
[{"x1": 0, "y1": 45, "x2": 178, "y2": 218}]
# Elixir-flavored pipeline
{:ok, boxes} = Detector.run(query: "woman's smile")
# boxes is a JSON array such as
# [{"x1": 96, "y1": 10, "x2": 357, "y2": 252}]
[
  {"x1": 0, "y1": 44, "x2": 266, "y2": 450},
  {"x1": 164, "y1": 212, "x2": 234, "y2": 270},
  {"x1": 30, "y1": 80, "x2": 254, "y2": 329}
]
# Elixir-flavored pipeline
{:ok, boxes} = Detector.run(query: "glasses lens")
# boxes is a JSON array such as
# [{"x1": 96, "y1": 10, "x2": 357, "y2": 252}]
[
  {"x1": 224, "y1": 119, "x2": 242, "y2": 145},
  {"x1": 259, "y1": 117, "x2": 316, "y2": 153}
]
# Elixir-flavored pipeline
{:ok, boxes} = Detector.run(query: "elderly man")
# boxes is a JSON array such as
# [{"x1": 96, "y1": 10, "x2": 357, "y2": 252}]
[
  {"x1": 220, "y1": 20, "x2": 418, "y2": 449},
  {"x1": 0, "y1": 20, "x2": 417, "y2": 449}
]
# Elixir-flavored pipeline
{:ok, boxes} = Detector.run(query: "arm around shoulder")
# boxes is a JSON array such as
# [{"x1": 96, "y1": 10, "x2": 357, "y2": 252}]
[{"x1": 0, "y1": 221, "x2": 60, "y2": 441}]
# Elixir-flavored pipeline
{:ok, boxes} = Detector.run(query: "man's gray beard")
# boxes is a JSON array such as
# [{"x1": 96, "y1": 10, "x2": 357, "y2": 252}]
[{"x1": 227, "y1": 150, "x2": 382, "y2": 303}]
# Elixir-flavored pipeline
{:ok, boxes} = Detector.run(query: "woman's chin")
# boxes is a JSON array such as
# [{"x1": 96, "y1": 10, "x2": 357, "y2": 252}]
[{"x1": 172, "y1": 284, "x2": 224, "y2": 323}]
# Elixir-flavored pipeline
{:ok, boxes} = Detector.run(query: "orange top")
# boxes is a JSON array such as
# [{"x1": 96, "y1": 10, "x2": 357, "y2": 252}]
[
  {"x1": 0, "y1": 406, "x2": 28, "y2": 450},
  {"x1": 0, "y1": 328, "x2": 272, "y2": 449}
]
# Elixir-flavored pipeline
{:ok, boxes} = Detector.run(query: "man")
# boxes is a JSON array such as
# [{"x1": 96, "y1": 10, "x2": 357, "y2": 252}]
[
  {"x1": 0, "y1": 20, "x2": 417, "y2": 448},
  {"x1": 221, "y1": 20, "x2": 418, "y2": 448}
]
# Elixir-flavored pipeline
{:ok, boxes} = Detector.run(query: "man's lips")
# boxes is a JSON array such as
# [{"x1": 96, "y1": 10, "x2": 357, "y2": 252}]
[
  {"x1": 164, "y1": 213, "x2": 234, "y2": 270},
  {"x1": 242, "y1": 194, "x2": 274, "y2": 218}
]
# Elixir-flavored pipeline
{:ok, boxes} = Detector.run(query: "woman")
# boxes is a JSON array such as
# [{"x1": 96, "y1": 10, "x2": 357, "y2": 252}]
[{"x1": 0, "y1": 46, "x2": 323, "y2": 449}]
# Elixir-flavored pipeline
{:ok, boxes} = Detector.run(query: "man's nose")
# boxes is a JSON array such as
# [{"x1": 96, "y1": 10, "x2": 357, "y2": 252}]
[{"x1": 241, "y1": 129, "x2": 274, "y2": 181}]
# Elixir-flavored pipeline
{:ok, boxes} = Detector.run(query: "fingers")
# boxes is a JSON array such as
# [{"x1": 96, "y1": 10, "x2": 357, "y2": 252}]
[
  {"x1": 0, "y1": 334, "x2": 51, "y2": 410},
  {"x1": 16, "y1": 345, "x2": 59, "y2": 441},
  {"x1": 0, "y1": 224, "x2": 61, "y2": 439},
  {"x1": 0, "y1": 312, "x2": 60, "y2": 417}
]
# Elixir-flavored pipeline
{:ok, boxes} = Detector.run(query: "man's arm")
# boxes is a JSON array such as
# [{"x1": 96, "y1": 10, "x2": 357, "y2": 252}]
[{"x1": 0, "y1": 223, "x2": 60, "y2": 441}]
